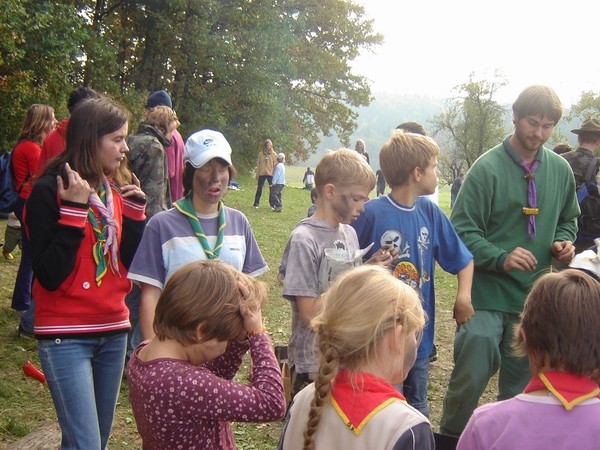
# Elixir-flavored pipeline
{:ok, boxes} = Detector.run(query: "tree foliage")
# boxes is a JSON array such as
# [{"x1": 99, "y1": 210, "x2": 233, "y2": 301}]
[
  {"x1": 0, "y1": 0, "x2": 89, "y2": 150},
  {"x1": 431, "y1": 73, "x2": 507, "y2": 183},
  {"x1": 567, "y1": 90, "x2": 600, "y2": 121},
  {"x1": 0, "y1": 0, "x2": 382, "y2": 169}
]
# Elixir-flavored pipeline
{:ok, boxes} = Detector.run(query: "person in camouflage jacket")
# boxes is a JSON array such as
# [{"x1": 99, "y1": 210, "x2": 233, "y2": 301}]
[
  {"x1": 562, "y1": 118, "x2": 600, "y2": 251},
  {"x1": 127, "y1": 106, "x2": 180, "y2": 219}
]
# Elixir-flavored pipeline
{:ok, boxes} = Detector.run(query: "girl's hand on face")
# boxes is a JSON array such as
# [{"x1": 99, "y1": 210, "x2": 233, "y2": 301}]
[
  {"x1": 119, "y1": 173, "x2": 146, "y2": 201},
  {"x1": 57, "y1": 163, "x2": 93, "y2": 204},
  {"x1": 238, "y1": 278, "x2": 263, "y2": 335}
]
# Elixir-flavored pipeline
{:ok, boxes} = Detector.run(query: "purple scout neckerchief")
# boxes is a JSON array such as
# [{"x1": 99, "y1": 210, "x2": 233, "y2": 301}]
[{"x1": 518, "y1": 159, "x2": 541, "y2": 239}]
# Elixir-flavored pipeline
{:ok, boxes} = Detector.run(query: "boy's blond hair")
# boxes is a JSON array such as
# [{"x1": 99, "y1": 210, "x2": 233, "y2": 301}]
[
  {"x1": 380, "y1": 131, "x2": 439, "y2": 188},
  {"x1": 314, "y1": 148, "x2": 375, "y2": 195}
]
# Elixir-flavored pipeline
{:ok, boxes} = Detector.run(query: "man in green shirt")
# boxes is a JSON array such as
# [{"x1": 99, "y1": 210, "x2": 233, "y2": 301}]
[{"x1": 440, "y1": 85, "x2": 580, "y2": 436}]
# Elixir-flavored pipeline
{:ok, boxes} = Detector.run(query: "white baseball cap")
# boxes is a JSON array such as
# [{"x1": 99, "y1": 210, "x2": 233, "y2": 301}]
[{"x1": 184, "y1": 129, "x2": 232, "y2": 168}]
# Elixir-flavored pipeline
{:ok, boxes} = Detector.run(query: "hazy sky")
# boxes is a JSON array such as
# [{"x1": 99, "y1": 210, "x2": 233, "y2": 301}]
[{"x1": 354, "y1": 0, "x2": 600, "y2": 106}]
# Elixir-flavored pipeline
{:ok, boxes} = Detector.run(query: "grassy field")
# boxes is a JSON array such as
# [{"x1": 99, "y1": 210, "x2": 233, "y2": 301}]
[{"x1": 0, "y1": 166, "x2": 495, "y2": 449}]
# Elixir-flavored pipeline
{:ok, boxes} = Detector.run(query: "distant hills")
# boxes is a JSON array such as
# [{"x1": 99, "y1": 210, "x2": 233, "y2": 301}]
[{"x1": 308, "y1": 92, "x2": 581, "y2": 170}]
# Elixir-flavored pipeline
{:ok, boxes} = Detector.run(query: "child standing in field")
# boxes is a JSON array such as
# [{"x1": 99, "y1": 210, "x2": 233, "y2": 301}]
[
  {"x1": 270, "y1": 152, "x2": 286, "y2": 212},
  {"x1": 278, "y1": 265, "x2": 434, "y2": 450},
  {"x1": 351, "y1": 131, "x2": 474, "y2": 417},
  {"x1": 281, "y1": 149, "x2": 396, "y2": 399},
  {"x1": 128, "y1": 260, "x2": 286, "y2": 450},
  {"x1": 457, "y1": 269, "x2": 600, "y2": 450}
]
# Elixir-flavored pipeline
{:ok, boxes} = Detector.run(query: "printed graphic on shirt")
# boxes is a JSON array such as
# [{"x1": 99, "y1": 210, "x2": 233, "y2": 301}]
[
  {"x1": 382, "y1": 227, "x2": 431, "y2": 293},
  {"x1": 417, "y1": 226, "x2": 430, "y2": 286},
  {"x1": 381, "y1": 229, "x2": 410, "y2": 259}
]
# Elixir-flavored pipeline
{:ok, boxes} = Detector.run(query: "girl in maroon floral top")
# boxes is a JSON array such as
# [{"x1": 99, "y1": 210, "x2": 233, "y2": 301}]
[{"x1": 127, "y1": 260, "x2": 286, "y2": 449}]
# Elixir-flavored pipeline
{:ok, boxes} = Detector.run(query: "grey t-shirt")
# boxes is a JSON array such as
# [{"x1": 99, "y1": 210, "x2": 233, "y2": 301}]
[{"x1": 282, "y1": 218, "x2": 363, "y2": 373}]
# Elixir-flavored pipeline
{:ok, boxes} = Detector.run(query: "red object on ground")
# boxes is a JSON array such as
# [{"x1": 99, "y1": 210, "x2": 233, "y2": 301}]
[{"x1": 23, "y1": 360, "x2": 46, "y2": 384}]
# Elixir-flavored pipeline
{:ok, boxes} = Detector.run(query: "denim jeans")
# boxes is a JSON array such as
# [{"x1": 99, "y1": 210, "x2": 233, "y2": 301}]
[
  {"x1": 11, "y1": 197, "x2": 33, "y2": 312},
  {"x1": 38, "y1": 333, "x2": 127, "y2": 450},
  {"x1": 253, "y1": 175, "x2": 273, "y2": 207},
  {"x1": 395, "y1": 356, "x2": 430, "y2": 417},
  {"x1": 124, "y1": 283, "x2": 142, "y2": 358}
]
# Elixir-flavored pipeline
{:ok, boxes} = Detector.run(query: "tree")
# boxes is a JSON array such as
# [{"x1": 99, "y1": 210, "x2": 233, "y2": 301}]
[
  {"x1": 77, "y1": 0, "x2": 382, "y2": 169},
  {"x1": 1, "y1": 0, "x2": 381, "y2": 168},
  {"x1": 0, "y1": 1, "x2": 89, "y2": 151},
  {"x1": 431, "y1": 73, "x2": 507, "y2": 183},
  {"x1": 567, "y1": 90, "x2": 600, "y2": 121}
]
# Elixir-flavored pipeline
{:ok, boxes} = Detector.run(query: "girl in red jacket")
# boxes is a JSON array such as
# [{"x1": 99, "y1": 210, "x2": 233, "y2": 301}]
[
  {"x1": 26, "y1": 96, "x2": 146, "y2": 450},
  {"x1": 11, "y1": 103, "x2": 56, "y2": 335}
]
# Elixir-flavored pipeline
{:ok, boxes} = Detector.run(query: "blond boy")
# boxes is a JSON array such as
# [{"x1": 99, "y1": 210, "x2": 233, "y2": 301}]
[{"x1": 281, "y1": 149, "x2": 394, "y2": 398}]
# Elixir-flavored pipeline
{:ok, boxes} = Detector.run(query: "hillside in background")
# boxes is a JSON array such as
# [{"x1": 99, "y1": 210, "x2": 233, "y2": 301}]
[
  {"x1": 303, "y1": 92, "x2": 580, "y2": 171},
  {"x1": 306, "y1": 93, "x2": 444, "y2": 169}
]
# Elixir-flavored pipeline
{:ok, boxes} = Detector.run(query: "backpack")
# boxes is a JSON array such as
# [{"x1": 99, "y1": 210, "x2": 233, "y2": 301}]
[
  {"x1": 576, "y1": 157, "x2": 600, "y2": 237},
  {"x1": 0, "y1": 150, "x2": 19, "y2": 214}
]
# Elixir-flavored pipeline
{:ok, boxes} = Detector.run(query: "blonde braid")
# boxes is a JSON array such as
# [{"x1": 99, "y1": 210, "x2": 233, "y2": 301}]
[{"x1": 302, "y1": 327, "x2": 339, "y2": 450}]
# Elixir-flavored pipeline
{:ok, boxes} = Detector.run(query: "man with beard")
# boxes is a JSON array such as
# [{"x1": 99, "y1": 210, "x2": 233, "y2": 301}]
[{"x1": 439, "y1": 85, "x2": 580, "y2": 437}]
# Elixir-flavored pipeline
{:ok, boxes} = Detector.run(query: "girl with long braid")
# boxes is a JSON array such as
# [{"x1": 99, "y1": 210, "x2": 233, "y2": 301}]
[{"x1": 278, "y1": 265, "x2": 434, "y2": 450}]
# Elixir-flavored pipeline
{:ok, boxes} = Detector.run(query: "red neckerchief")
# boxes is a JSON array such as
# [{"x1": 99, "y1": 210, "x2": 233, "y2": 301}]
[
  {"x1": 330, "y1": 369, "x2": 405, "y2": 435},
  {"x1": 523, "y1": 371, "x2": 600, "y2": 410}
]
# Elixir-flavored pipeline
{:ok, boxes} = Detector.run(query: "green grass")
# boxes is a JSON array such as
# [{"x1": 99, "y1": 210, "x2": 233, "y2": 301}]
[{"x1": 0, "y1": 168, "x2": 490, "y2": 449}]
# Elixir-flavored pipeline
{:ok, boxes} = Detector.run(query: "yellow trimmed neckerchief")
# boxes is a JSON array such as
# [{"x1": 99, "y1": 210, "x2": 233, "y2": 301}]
[
  {"x1": 174, "y1": 196, "x2": 225, "y2": 259},
  {"x1": 330, "y1": 369, "x2": 405, "y2": 435},
  {"x1": 523, "y1": 371, "x2": 600, "y2": 410}
]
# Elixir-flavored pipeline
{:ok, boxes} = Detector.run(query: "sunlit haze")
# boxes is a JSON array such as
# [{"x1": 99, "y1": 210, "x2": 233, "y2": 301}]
[{"x1": 355, "y1": 0, "x2": 600, "y2": 106}]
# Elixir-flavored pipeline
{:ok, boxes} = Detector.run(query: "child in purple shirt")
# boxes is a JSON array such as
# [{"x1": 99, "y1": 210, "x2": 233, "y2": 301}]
[
  {"x1": 128, "y1": 260, "x2": 285, "y2": 450},
  {"x1": 457, "y1": 269, "x2": 600, "y2": 450}
]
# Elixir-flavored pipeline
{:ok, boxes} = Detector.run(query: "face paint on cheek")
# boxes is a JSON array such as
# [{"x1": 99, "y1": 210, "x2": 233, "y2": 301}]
[{"x1": 333, "y1": 193, "x2": 354, "y2": 221}]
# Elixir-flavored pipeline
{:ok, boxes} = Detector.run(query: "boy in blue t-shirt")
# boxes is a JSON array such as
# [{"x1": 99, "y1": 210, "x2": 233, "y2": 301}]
[{"x1": 352, "y1": 130, "x2": 474, "y2": 417}]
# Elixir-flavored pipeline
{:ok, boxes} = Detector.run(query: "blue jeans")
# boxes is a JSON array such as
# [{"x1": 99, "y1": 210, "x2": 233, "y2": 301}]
[
  {"x1": 38, "y1": 333, "x2": 127, "y2": 450},
  {"x1": 11, "y1": 196, "x2": 33, "y2": 312},
  {"x1": 253, "y1": 175, "x2": 273, "y2": 207},
  {"x1": 395, "y1": 356, "x2": 430, "y2": 417},
  {"x1": 124, "y1": 283, "x2": 142, "y2": 358}
]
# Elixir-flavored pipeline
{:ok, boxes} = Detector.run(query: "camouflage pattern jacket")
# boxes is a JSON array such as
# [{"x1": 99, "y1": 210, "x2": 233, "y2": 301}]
[{"x1": 127, "y1": 124, "x2": 172, "y2": 219}]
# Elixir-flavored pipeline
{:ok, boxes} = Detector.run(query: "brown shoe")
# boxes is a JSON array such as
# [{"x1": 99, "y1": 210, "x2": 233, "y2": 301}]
[{"x1": 2, "y1": 249, "x2": 14, "y2": 260}]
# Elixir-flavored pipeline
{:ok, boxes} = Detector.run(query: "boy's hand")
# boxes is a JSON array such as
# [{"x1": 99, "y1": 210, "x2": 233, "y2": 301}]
[
  {"x1": 453, "y1": 294, "x2": 474, "y2": 325},
  {"x1": 366, "y1": 244, "x2": 398, "y2": 267}
]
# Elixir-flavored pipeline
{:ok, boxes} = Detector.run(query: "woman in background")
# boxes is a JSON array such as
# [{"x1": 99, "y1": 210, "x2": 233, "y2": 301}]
[
  {"x1": 11, "y1": 103, "x2": 56, "y2": 336},
  {"x1": 26, "y1": 96, "x2": 146, "y2": 449},
  {"x1": 354, "y1": 139, "x2": 370, "y2": 164}
]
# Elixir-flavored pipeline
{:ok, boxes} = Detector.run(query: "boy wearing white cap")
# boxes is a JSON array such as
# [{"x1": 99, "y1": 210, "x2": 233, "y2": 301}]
[
  {"x1": 270, "y1": 152, "x2": 286, "y2": 212},
  {"x1": 128, "y1": 129, "x2": 268, "y2": 341}
]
